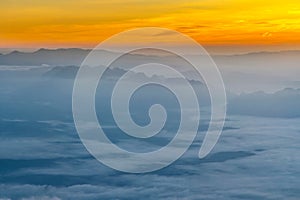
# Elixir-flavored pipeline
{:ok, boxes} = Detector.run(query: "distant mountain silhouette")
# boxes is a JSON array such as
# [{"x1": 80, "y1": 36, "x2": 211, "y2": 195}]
[
  {"x1": 213, "y1": 50, "x2": 300, "y2": 68},
  {"x1": 228, "y1": 88, "x2": 300, "y2": 118},
  {"x1": 0, "y1": 48, "x2": 90, "y2": 66},
  {"x1": 43, "y1": 65, "x2": 205, "y2": 86},
  {"x1": 43, "y1": 65, "x2": 79, "y2": 79},
  {"x1": 1, "y1": 48, "x2": 300, "y2": 66}
]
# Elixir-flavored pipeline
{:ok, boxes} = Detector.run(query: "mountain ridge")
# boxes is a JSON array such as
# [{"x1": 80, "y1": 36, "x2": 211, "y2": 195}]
[{"x1": 1, "y1": 48, "x2": 300, "y2": 66}]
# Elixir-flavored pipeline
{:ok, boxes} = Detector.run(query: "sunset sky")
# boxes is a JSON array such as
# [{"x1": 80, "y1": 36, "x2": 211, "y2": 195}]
[{"x1": 1, "y1": 0, "x2": 300, "y2": 52}]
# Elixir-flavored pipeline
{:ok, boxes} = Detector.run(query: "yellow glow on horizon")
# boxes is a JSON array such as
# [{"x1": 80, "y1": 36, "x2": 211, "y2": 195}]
[{"x1": 1, "y1": 0, "x2": 300, "y2": 48}]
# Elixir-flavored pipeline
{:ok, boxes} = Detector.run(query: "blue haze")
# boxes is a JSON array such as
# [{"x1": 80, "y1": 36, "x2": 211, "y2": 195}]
[{"x1": 0, "y1": 50, "x2": 299, "y2": 199}]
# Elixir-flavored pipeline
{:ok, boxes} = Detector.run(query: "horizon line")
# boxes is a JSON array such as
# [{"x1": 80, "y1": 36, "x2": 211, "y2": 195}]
[{"x1": 2, "y1": 45, "x2": 300, "y2": 56}]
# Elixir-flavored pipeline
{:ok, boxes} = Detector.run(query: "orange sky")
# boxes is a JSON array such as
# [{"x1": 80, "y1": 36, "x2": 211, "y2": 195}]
[{"x1": 1, "y1": 0, "x2": 300, "y2": 49}]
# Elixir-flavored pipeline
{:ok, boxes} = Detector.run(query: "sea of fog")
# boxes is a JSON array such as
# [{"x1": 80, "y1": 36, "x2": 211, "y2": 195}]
[{"x1": 0, "y1": 64, "x2": 299, "y2": 200}]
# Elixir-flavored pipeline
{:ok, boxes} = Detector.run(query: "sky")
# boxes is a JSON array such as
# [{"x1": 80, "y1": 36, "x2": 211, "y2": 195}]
[{"x1": 1, "y1": 0, "x2": 300, "y2": 52}]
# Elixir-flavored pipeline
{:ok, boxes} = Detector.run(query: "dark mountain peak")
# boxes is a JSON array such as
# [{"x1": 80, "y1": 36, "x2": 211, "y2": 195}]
[
  {"x1": 35, "y1": 48, "x2": 90, "y2": 53},
  {"x1": 233, "y1": 50, "x2": 300, "y2": 57},
  {"x1": 0, "y1": 48, "x2": 91, "y2": 66},
  {"x1": 6, "y1": 50, "x2": 23, "y2": 55}
]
